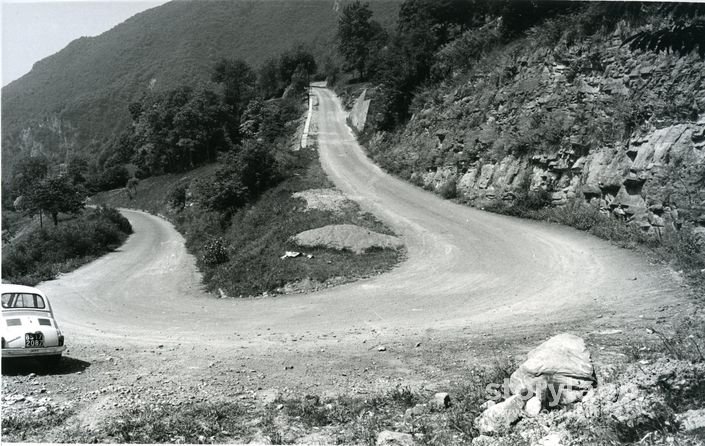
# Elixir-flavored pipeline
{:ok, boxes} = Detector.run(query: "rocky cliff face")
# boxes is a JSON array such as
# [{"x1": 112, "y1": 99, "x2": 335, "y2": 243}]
[{"x1": 365, "y1": 24, "x2": 705, "y2": 235}]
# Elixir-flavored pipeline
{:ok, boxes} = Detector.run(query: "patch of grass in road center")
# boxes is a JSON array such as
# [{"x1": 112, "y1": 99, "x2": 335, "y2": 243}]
[{"x1": 180, "y1": 147, "x2": 405, "y2": 297}]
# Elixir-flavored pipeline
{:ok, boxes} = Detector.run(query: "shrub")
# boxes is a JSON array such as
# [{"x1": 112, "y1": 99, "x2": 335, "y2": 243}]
[
  {"x1": 201, "y1": 237, "x2": 229, "y2": 266},
  {"x1": 518, "y1": 189, "x2": 552, "y2": 211},
  {"x1": 92, "y1": 206, "x2": 133, "y2": 235},
  {"x1": 438, "y1": 179, "x2": 458, "y2": 199},
  {"x1": 1, "y1": 207, "x2": 132, "y2": 285},
  {"x1": 167, "y1": 184, "x2": 188, "y2": 210},
  {"x1": 100, "y1": 402, "x2": 248, "y2": 443}
]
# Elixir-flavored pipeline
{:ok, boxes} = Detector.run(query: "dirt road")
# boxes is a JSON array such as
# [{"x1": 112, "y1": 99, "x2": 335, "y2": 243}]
[
  {"x1": 2, "y1": 86, "x2": 690, "y2": 438},
  {"x1": 43, "y1": 85, "x2": 683, "y2": 344}
]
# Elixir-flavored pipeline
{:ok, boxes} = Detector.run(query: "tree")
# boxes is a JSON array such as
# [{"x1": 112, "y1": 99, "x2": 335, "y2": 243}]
[
  {"x1": 9, "y1": 156, "x2": 50, "y2": 222},
  {"x1": 28, "y1": 176, "x2": 86, "y2": 226},
  {"x1": 212, "y1": 58, "x2": 257, "y2": 141},
  {"x1": 126, "y1": 177, "x2": 140, "y2": 200},
  {"x1": 66, "y1": 155, "x2": 89, "y2": 185},
  {"x1": 236, "y1": 139, "x2": 281, "y2": 198},
  {"x1": 279, "y1": 46, "x2": 317, "y2": 85},
  {"x1": 337, "y1": 1, "x2": 382, "y2": 79},
  {"x1": 257, "y1": 57, "x2": 283, "y2": 99},
  {"x1": 10, "y1": 156, "x2": 49, "y2": 199},
  {"x1": 287, "y1": 64, "x2": 311, "y2": 98},
  {"x1": 128, "y1": 86, "x2": 230, "y2": 175},
  {"x1": 172, "y1": 88, "x2": 229, "y2": 168},
  {"x1": 192, "y1": 140, "x2": 281, "y2": 215}
]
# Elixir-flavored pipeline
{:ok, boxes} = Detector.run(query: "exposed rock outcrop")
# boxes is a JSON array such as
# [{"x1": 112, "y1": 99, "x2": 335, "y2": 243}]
[
  {"x1": 349, "y1": 89, "x2": 372, "y2": 133},
  {"x1": 366, "y1": 29, "x2": 705, "y2": 235}
]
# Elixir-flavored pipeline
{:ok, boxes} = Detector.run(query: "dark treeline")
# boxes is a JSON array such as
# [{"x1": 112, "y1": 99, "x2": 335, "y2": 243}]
[
  {"x1": 102, "y1": 45, "x2": 317, "y2": 178},
  {"x1": 4, "y1": 45, "x2": 317, "y2": 224}
]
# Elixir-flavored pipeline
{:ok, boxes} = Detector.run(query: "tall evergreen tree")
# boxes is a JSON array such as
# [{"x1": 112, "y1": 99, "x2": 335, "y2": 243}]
[{"x1": 337, "y1": 1, "x2": 378, "y2": 79}]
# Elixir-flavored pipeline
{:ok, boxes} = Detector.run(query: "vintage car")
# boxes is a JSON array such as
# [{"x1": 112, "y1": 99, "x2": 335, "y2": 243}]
[{"x1": 1, "y1": 284, "x2": 66, "y2": 365}]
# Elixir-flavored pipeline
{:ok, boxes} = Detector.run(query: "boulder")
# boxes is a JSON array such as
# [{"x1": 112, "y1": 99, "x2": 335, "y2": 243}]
[
  {"x1": 537, "y1": 432, "x2": 564, "y2": 446},
  {"x1": 479, "y1": 400, "x2": 496, "y2": 411},
  {"x1": 458, "y1": 168, "x2": 479, "y2": 197},
  {"x1": 475, "y1": 395, "x2": 525, "y2": 435},
  {"x1": 376, "y1": 430, "x2": 414, "y2": 446},
  {"x1": 295, "y1": 432, "x2": 336, "y2": 445},
  {"x1": 677, "y1": 408, "x2": 705, "y2": 432},
  {"x1": 404, "y1": 404, "x2": 429, "y2": 422},
  {"x1": 524, "y1": 395, "x2": 542, "y2": 417},
  {"x1": 248, "y1": 433, "x2": 273, "y2": 445},
  {"x1": 471, "y1": 435, "x2": 499, "y2": 446},
  {"x1": 429, "y1": 392, "x2": 451, "y2": 410},
  {"x1": 509, "y1": 333, "x2": 595, "y2": 407},
  {"x1": 477, "y1": 164, "x2": 495, "y2": 189}
]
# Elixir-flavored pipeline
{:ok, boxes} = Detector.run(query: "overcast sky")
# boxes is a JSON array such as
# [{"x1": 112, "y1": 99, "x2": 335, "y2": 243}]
[{"x1": 2, "y1": 0, "x2": 167, "y2": 86}]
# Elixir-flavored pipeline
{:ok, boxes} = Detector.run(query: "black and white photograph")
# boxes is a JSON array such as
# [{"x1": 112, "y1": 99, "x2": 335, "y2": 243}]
[{"x1": 1, "y1": 0, "x2": 705, "y2": 444}]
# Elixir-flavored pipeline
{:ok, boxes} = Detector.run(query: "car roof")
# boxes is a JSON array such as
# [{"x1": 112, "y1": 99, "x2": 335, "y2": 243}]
[{"x1": 0, "y1": 284, "x2": 47, "y2": 297}]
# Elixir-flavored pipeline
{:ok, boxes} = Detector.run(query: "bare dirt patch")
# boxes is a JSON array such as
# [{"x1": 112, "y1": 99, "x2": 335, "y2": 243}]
[
  {"x1": 292, "y1": 188, "x2": 354, "y2": 214},
  {"x1": 292, "y1": 224, "x2": 404, "y2": 254}
]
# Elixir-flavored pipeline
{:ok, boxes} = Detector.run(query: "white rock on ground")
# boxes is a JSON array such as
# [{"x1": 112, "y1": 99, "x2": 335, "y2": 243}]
[
  {"x1": 292, "y1": 224, "x2": 403, "y2": 254},
  {"x1": 524, "y1": 395, "x2": 542, "y2": 417},
  {"x1": 247, "y1": 433, "x2": 272, "y2": 445},
  {"x1": 295, "y1": 432, "x2": 336, "y2": 445},
  {"x1": 538, "y1": 432, "x2": 564, "y2": 446},
  {"x1": 479, "y1": 400, "x2": 496, "y2": 410},
  {"x1": 376, "y1": 430, "x2": 414, "y2": 446},
  {"x1": 509, "y1": 333, "x2": 595, "y2": 407},
  {"x1": 677, "y1": 408, "x2": 705, "y2": 432},
  {"x1": 475, "y1": 394, "x2": 525, "y2": 435},
  {"x1": 470, "y1": 435, "x2": 497, "y2": 446},
  {"x1": 429, "y1": 392, "x2": 451, "y2": 409},
  {"x1": 404, "y1": 403, "x2": 429, "y2": 422}
]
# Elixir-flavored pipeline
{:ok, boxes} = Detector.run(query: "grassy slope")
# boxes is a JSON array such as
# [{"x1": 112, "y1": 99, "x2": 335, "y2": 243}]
[{"x1": 1, "y1": 0, "x2": 401, "y2": 174}]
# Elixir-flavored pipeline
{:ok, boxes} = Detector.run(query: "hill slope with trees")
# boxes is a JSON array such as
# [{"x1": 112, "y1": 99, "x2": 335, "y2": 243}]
[{"x1": 0, "y1": 0, "x2": 400, "y2": 177}]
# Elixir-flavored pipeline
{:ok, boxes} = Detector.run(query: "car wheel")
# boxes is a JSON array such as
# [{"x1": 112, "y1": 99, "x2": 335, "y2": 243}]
[{"x1": 43, "y1": 354, "x2": 62, "y2": 368}]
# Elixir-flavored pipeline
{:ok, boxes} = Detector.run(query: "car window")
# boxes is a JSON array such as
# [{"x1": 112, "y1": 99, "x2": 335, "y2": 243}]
[{"x1": 1, "y1": 293, "x2": 46, "y2": 309}]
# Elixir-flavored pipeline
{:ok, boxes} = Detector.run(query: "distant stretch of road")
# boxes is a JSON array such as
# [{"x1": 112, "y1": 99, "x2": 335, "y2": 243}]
[{"x1": 43, "y1": 85, "x2": 684, "y2": 346}]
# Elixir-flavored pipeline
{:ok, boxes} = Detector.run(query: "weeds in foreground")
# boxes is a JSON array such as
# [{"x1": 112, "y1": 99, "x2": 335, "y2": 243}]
[
  {"x1": 1, "y1": 407, "x2": 74, "y2": 442},
  {"x1": 97, "y1": 402, "x2": 249, "y2": 443}
]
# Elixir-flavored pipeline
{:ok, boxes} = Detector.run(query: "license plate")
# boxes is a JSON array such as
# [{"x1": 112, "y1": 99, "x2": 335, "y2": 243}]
[{"x1": 25, "y1": 333, "x2": 44, "y2": 348}]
